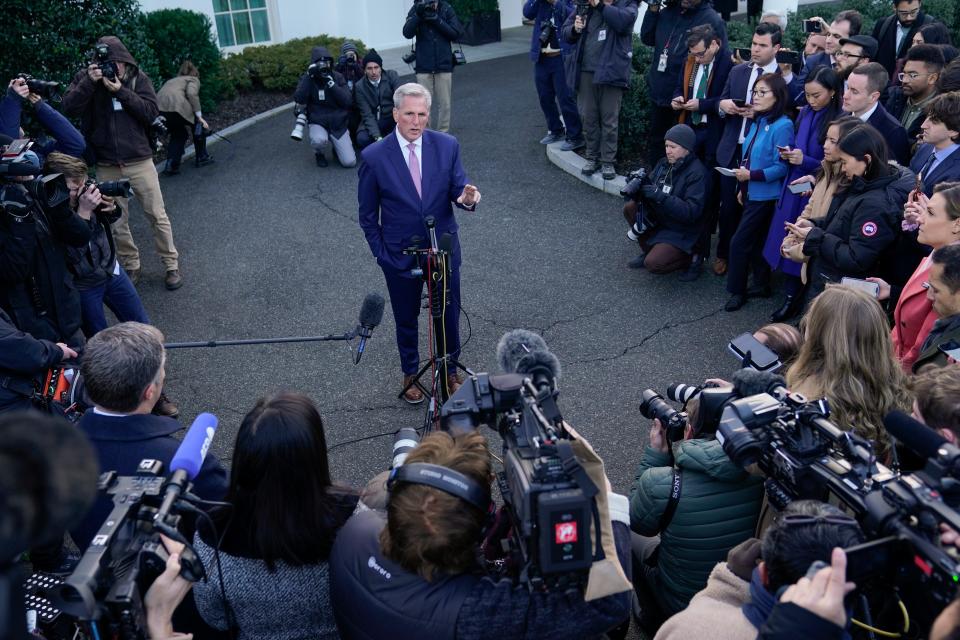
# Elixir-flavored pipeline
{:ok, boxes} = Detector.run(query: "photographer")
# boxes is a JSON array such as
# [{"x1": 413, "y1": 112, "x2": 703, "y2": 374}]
[
  {"x1": 523, "y1": 0, "x2": 584, "y2": 151},
  {"x1": 329, "y1": 430, "x2": 633, "y2": 639},
  {"x1": 354, "y1": 50, "x2": 401, "y2": 149},
  {"x1": 623, "y1": 124, "x2": 706, "y2": 274},
  {"x1": 292, "y1": 46, "x2": 356, "y2": 168},
  {"x1": 640, "y1": 0, "x2": 727, "y2": 167},
  {"x1": 402, "y1": 0, "x2": 465, "y2": 133},
  {"x1": 71, "y1": 322, "x2": 228, "y2": 551},
  {"x1": 62, "y1": 36, "x2": 182, "y2": 290},
  {"x1": 156, "y1": 61, "x2": 213, "y2": 176},
  {"x1": 656, "y1": 501, "x2": 864, "y2": 640},
  {"x1": 629, "y1": 394, "x2": 764, "y2": 633},
  {"x1": 0, "y1": 307, "x2": 77, "y2": 414},
  {"x1": 2, "y1": 77, "x2": 86, "y2": 159}
]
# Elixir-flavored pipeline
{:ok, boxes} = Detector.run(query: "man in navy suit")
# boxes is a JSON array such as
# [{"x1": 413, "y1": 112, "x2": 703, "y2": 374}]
[
  {"x1": 358, "y1": 83, "x2": 480, "y2": 404},
  {"x1": 843, "y1": 63, "x2": 912, "y2": 164},
  {"x1": 910, "y1": 92, "x2": 960, "y2": 196},
  {"x1": 713, "y1": 21, "x2": 800, "y2": 276}
]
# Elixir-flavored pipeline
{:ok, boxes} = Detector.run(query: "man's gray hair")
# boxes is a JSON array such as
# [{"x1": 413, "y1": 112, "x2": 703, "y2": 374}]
[
  {"x1": 393, "y1": 82, "x2": 432, "y2": 110},
  {"x1": 761, "y1": 11, "x2": 788, "y2": 30},
  {"x1": 81, "y1": 322, "x2": 165, "y2": 413}
]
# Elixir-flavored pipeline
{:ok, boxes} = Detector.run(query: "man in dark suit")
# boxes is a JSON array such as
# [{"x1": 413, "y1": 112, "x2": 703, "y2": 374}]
[
  {"x1": 713, "y1": 21, "x2": 800, "y2": 276},
  {"x1": 910, "y1": 92, "x2": 960, "y2": 196},
  {"x1": 71, "y1": 322, "x2": 228, "y2": 551},
  {"x1": 870, "y1": 0, "x2": 936, "y2": 78},
  {"x1": 670, "y1": 24, "x2": 733, "y2": 280},
  {"x1": 914, "y1": 244, "x2": 960, "y2": 372},
  {"x1": 843, "y1": 63, "x2": 912, "y2": 164},
  {"x1": 358, "y1": 83, "x2": 480, "y2": 404}
]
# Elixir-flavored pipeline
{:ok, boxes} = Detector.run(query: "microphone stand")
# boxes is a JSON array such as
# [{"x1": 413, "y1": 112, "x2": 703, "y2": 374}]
[{"x1": 399, "y1": 216, "x2": 473, "y2": 431}]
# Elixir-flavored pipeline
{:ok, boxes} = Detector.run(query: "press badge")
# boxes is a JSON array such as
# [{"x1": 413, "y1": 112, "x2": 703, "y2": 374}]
[
  {"x1": 598, "y1": 29, "x2": 607, "y2": 41},
  {"x1": 317, "y1": 90, "x2": 326, "y2": 101},
  {"x1": 111, "y1": 98, "x2": 122, "y2": 112},
  {"x1": 657, "y1": 50, "x2": 669, "y2": 72},
  {"x1": 661, "y1": 185, "x2": 672, "y2": 194}
]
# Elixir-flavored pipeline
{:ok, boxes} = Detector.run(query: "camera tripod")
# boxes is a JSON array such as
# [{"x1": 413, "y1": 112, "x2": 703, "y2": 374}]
[{"x1": 398, "y1": 216, "x2": 473, "y2": 431}]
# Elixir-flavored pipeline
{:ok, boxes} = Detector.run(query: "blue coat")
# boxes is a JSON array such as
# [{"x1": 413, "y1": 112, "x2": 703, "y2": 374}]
[
  {"x1": 640, "y1": 0, "x2": 728, "y2": 107},
  {"x1": 358, "y1": 130, "x2": 472, "y2": 277},
  {"x1": 561, "y1": 0, "x2": 639, "y2": 92},
  {"x1": 0, "y1": 89, "x2": 86, "y2": 159},
  {"x1": 523, "y1": 0, "x2": 576, "y2": 60},
  {"x1": 742, "y1": 114, "x2": 794, "y2": 201}
]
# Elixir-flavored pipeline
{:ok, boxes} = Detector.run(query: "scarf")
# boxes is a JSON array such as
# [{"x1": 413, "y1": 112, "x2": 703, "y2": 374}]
[{"x1": 741, "y1": 567, "x2": 777, "y2": 630}]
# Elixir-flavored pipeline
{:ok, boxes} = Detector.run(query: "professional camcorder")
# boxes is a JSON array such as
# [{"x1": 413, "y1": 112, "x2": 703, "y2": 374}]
[
  {"x1": 438, "y1": 330, "x2": 600, "y2": 590},
  {"x1": 88, "y1": 43, "x2": 119, "y2": 81},
  {"x1": 0, "y1": 138, "x2": 70, "y2": 218},
  {"x1": 17, "y1": 73, "x2": 61, "y2": 100}
]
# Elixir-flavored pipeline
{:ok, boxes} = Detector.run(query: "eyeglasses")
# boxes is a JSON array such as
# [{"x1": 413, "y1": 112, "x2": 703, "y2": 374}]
[
  {"x1": 835, "y1": 51, "x2": 864, "y2": 59},
  {"x1": 896, "y1": 8, "x2": 920, "y2": 17},
  {"x1": 690, "y1": 49, "x2": 707, "y2": 59},
  {"x1": 779, "y1": 514, "x2": 859, "y2": 527},
  {"x1": 899, "y1": 71, "x2": 931, "y2": 81},
  {"x1": 751, "y1": 88, "x2": 770, "y2": 97}
]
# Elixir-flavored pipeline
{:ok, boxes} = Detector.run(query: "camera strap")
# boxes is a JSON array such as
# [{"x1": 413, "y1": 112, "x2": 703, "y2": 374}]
[{"x1": 658, "y1": 468, "x2": 683, "y2": 531}]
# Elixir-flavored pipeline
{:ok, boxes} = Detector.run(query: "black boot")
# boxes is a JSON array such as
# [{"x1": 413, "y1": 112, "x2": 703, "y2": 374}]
[
  {"x1": 770, "y1": 294, "x2": 804, "y2": 322},
  {"x1": 679, "y1": 255, "x2": 703, "y2": 282},
  {"x1": 315, "y1": 151, "x2": 328, "y2": 167}
]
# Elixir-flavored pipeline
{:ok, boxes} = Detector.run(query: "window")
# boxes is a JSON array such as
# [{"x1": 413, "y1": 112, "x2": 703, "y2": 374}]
[{"x1": 213, "y1": 0, "x2": 271, "y2": 47}]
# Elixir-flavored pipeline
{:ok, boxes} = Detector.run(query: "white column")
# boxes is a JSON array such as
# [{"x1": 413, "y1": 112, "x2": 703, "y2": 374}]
[{"x1": 763, "y1": 0, "x2": 799, "y2": 20}]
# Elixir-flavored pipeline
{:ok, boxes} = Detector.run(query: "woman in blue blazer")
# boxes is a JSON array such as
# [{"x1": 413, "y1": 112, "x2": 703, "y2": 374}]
[{"x1": 726, "y1": 73, "x2": 795, "y2": 312}]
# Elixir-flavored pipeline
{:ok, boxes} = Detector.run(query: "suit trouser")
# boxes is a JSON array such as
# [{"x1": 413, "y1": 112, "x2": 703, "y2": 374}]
[
  {"x1": 647, "y1": 105, "x2": 677, "y2": 166},
  {"x1": 98, "y1": 159, "x2": 179, "y2": 272},
  {"x1": 578, "y1": 72, "x2": 623, "y2": 164},
  {"x1": 716, "y1": 146, "x2": 744, "y2": 260},
  {"x1": 308, "y1": 124, "x2": 357, "y2": 167},
  {"x1": 534, "y1": 54, "x2": 582, "y2": 139},
  {"x1": 382, "y1": 267, "x2": 461, "y2": 375},
  {"x1": 417, "y1": 72, "x2": 453, "y2": 133},
  {"x1": 691, "y1": 126, "x2": 720, "y2": 259},
  {"x1": 726, "y1": 199, "x2": 776, "y2": 295}
]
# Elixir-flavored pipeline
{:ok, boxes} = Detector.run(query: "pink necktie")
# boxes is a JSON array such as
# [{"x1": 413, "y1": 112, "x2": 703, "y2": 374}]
[{"x1": 407, "y1": 142, "x2": 421, "y2": 198}]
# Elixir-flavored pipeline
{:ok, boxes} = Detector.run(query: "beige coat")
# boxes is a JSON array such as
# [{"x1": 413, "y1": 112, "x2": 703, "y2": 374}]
[
  {"x1": 780, "y1": 160, "x2": 845, "y2": 282},
  {"x1": 654, "y1": 562, "x2": 756, "y2": 640},
  {"x1": 157, "y1": 75, "x2": 201, "y2": 123}
]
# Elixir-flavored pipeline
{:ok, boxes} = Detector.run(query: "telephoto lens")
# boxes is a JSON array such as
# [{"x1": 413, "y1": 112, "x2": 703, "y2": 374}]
[
  {"x1": 391, "y1": 427, "x2": 420, "y2": 469},
  {"x1": 95, "y1": 179, "x2": 132, "y2": 198},
  {"x1": 290, "y1": 113, "x2": 307, "y2": 141},
  {"x1": 667, "y1": 383, "x2": 702, "y2": 404},
  {"x1": 639, "y1": 389, "x2": 689, "y2": 442}
]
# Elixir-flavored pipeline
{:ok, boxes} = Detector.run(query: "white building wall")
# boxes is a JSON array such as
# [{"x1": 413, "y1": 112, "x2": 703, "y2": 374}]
[{"x1": 137, "y1": 0, "x2": 525, "y2": 53}]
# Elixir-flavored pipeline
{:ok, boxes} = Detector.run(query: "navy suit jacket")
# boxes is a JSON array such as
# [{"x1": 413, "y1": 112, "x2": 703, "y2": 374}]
[
  {"x1": 672, "y1": 49, "x2": 734, "y2": 160},
  {"x1": 864, "y1": 103, "x2": 912, "y2": 166},
  {"x1": 358, "y1": 129, "x2": 472, "y2": 277},
  {"x1": 910, "y1": 144, "x2": 960, "y2": 196}
]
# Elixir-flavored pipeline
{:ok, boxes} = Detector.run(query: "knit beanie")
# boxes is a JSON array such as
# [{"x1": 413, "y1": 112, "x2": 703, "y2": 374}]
[
  {"x1": 363, "y1": 49, "x2": 384, "y2": 68},
  {"x1": 341, "y1": 41, "x2": 359, "y2": 58},
  {"x1": 664, "y1": 124, "x2": 696, "y2": 152}
]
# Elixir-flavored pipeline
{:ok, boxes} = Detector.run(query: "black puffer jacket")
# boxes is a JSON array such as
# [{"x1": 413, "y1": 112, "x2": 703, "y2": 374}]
[
  {"x1": 402, "y1": 1, "x2": 465, "y2": 74},
  {"x1": 65, "y1": 206, "x2": 122, "y2": 291},
  {"x1": 802, "y1": 165, "x2": 913, "y2": 302},
  {"x1": 641, "y1": 153, "x2": 707, "y2": 254},
  {"x1": 293, "y1": 47, "x2": 353, "y2": 137}
]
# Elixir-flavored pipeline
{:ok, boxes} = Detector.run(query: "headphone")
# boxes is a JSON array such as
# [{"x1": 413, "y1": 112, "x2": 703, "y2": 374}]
[{"x1": 386, "y1": 462, "x2": 492, "y2": 512}]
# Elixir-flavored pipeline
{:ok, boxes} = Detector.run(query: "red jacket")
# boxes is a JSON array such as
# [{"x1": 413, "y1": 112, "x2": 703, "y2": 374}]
[{"x1": 892, "y1": 257, "x2": 938, "y2": 371}]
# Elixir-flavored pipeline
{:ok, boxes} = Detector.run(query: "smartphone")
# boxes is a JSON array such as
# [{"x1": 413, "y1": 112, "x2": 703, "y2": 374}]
[
  {"x1": 728, "y1": 332, "x2": 781, "y2": 372},
  {"x1": 787, "y1": 182, "x2": 811, "y2": 194},
  {"x1": 1, "y1": 138, "x2": 30, "y2": 159},
  {"x1": 776, "y1": 50, "x2": 802, "y2": 67},
  {"x1": 803, "y1": 19, "x2": 823, "y2": 33},
  {"x1": 939, "y1": 339, "x2": 960, "y2": 361},
  {"x1": 736, "y1": 48, "x2": 751, "y2": 61},
  {"x1": 844, "y1": 537, "x2": 897, "y2": 584},
  {"x1": 732, "y1": 98, "x2": 747, "y2": 108},
  {"x1": 777, "y1": 145, "x2": 791, "y2": 152},
  {"x1": 840, "y1": 277, "x2": 881, "y2": 298}
]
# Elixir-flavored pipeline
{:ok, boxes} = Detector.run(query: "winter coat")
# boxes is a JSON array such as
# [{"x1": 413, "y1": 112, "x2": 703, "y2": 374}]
[
  {"x1": 780, "y1": 159, "x2": 844, "y2": 274},
  {"x1": 802, "y1": 165, "x2": 914, "y2": 301},
  {"x1": 871, "y1": 12, "x2": 936, "y2": 77},
  {"x1": 561, "y1": 0, "x2": 639, "y2": 92},
  {"x1": 629, "y1": 438, "x2": 764, "y2": 615},
  {"x1": 0, "y1": 307, "x2": 66, "y2": 414},
  {"x1": 0, "y1": 89, "x2": 86, "y2": 159},
  {"x1": 64, "y1": 206, "x2": 122, "y2": 291},
  {"x1": 62, "y1": 36, "x2": 159, "y2": 164},
  {"x1": 402, "y1": 1, "x2": 465, "y2": 74},
  {"x1": 653, "y1": 563, "x2": 755, "y2": 640},
  {"x1": 640, "y1": 0, "x2": 728, "y2": 107},
  {"x1": 157, "y1": 75, "x2": 202, "y2": 124},
  {"x1": 741, "y1": 114, "x2": 794, "y2": 201},
  {"x1": 354, "y1": 70, "x2": 401, "y2": 139},
  {"x1": 293, "y1": 47, "x2": 353, "y2": 138},
  {"x1": 641, "y1": 153, "x2": 707, "y2": 254}
]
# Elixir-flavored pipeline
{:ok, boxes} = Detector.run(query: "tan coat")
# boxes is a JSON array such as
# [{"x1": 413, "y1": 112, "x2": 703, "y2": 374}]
[
  {"x1": 654, "y1": 563, "x2": 756, "y2": 640},
  {"x1": 157, "y1": 75, "x2": 201, "y2": 123},
  {"x1": 780, "y1": 160, "x2": 845, "y2": 281}
]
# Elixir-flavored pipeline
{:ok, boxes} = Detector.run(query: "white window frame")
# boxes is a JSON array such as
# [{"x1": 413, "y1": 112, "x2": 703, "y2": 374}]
[{"x1": 212, "y1": 0, "x2": 279, "y2": 52}]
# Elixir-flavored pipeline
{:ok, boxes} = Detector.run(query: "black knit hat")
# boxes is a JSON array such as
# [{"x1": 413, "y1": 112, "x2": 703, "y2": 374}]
[
  {"x1": 664, "y1": 124, "x2": 696, "y2": 152},
  {"x1": 363, "y1": 49, "x2": 384, "y2": 68}
]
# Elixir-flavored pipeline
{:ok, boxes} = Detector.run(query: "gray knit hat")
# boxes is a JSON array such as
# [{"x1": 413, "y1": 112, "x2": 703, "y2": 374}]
[
  {"x1": 664, "y1": 124, "x2": 696, "y2": 152},
  {"x1": 341, "y1": 41, "x2": 359, "y2": 57}
]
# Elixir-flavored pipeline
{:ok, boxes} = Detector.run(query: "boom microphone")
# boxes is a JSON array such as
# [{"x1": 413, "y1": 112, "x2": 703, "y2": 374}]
[
  {"x1": 355, "y1": 293, "x2": 385, "y2": 365},
  {"x1": 515, "y1": 349, "x2": 562, "y2": 392},
  {"x1": 496, "y1": 329, "x2": 548, "y2": 374},
  {"x1": 884, "y1": 410, "x2": 959, "y2": 461},
  {"x1": 732, "y1": 368, "x2": 787, "y2": 398},
  {"x1": 154, "y1": 413, "x2": 218, "y2": 527}
]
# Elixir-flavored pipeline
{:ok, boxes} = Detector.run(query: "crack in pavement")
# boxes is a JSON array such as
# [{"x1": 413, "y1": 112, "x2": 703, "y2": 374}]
[
  {"x1": 312, "y1": 187, "x2": 355, "y2": 223},
  {"x1": 540, "y1": 309, "x2": 610, "y2": 337},
  {"x1": 324, "y1": 403, "x2": 405, "y2": 415},
  {"x1": 566, "y1": 306, "x2": 726, "y2": 365}
]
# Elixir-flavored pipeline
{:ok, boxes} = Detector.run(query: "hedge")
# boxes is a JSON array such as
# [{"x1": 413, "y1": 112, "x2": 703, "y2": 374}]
[
  {"x1": 449, "y1": 0, "x2": 500, "y2": 18},
  {"x1": 145, "y1": 9, "x2": 225, "y2": 114},
  {"x1": 619, "y1": 1, "x2": 960, "y2": 162}
]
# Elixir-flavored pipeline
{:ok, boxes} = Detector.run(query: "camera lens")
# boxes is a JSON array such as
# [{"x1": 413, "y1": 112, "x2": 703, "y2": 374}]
[
  {"x1": 391, "y1": 427, "x2": 421, "y2": 469},
  {"x1": 667, "y1": 383, "x2": 702, "y2": 404}
]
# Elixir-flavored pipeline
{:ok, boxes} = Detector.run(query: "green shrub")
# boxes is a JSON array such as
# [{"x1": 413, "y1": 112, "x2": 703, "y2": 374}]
[
  {"x1": 145, "y1": 9, "x2": 225, "y2": 114},
  {"x1": 449, "y1": 0, "x2": 500, "y2": 18},
  {"x1": 220, "y1": 35, "x2": 367, "y2": 96},
  {"x1": 0, "y1": 0, "x2": 158, "y2": 95},
  {"x1": 618, "y1": 35, "x2": 653, "y2": 161}
]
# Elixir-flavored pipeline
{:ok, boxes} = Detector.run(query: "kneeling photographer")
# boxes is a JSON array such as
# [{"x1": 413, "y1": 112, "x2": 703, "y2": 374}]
[
  {"x1": 622, "y1": 124, "x2": 706, "y2": 275},
  {"x1": 629, "y1": 385, "x2": 764, "y2": 633},
  {"x1": 329, "y1": 430, "x2": 633, "y2": 640},
  {"x1": 291, "y1": 46, "x2": 356, "y2": 169}
]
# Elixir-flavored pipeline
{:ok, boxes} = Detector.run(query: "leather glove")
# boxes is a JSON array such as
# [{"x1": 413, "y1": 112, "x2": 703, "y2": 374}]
[
  {"x1": 639, "y1": 184, "x2": 663, "y2": 203},
  {"x1": 726, "y1": 537, "x2": 762, "y2": 582}
]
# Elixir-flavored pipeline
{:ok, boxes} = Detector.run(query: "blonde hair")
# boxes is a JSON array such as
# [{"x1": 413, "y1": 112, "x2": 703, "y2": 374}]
[
  {"x1": 786, "y1": 285, "x2": 910, "y2": 458},
  {"x1": 43, "y1": 152, "x2": 88, "y2": 180}
]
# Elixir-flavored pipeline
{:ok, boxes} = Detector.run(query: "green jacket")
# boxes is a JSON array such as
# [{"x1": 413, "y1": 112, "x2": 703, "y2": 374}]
[{"x1": 629, "y1": 438, "x2": 763, "y2": 615}]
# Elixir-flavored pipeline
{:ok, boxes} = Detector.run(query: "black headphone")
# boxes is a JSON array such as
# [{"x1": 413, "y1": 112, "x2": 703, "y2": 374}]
[{"x1": 386, "y1": 462, "x2": 491, "y2": 511}]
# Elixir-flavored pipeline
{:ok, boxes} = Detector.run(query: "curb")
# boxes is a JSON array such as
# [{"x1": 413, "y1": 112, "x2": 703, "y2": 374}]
[
  {"x1": 156, "y1": 101, "x2": 294, "y2": 171},
  {"x1": 545, "y1": 141, "x2": 627, "y2": 197}
]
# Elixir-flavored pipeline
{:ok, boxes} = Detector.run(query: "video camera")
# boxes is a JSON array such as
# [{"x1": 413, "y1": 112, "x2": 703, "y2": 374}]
[
  {"x1": 438, "y1": 330, "x2": 599, "y2": 590},
  {"x1": 16, "y1": 73, "x2": 60, "y2": 100},
  {"x1": 0, "y1": 138, "x2": 71, "y2": 218}
]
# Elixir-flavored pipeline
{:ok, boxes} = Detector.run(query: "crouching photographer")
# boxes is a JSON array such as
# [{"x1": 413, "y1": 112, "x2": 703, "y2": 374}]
[
  {"x1": 622, "y1": 124, "x2": 706, "y2": 275},
  {"x1": 291, "y1": 47, "x2": 356, "y2": 168}
]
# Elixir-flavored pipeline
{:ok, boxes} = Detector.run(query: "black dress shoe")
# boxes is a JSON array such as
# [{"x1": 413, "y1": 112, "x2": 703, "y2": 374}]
[
  {"x1": 747, "y1": 283, "x2": 773, "y2": 299},
  {"x1": 315, "y1": 152, "x2": 328, "y2": 167},
  {"x1": 725, "y1": 294, "x2": 747, "y2": 312},
  {"x1": 770, "y1": 294, "x2": 804, "y2": 322}
]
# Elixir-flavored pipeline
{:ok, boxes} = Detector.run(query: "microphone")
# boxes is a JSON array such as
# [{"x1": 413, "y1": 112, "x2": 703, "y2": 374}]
[
  {"x1": 496, "y1": 329, "x2": 548, "y2": 374},
  {"x1": 732, "y1": 368, "x2": 787, "y2": 398},
  {"x1": 884, "y1": 410, "x2": 957, "y2": 461},
  {"x1": 355, "y1": 293, "x2": 385, "y2": 364},
  {"x1": 438, "y1": 233, "x2": 453, "y2": 254},
  {"x1": 515, "y1": 349, "x2": 562, "y2": 393},
  {"x1": 155, "y1": 413, "x2": 218, "y2": 527}
]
